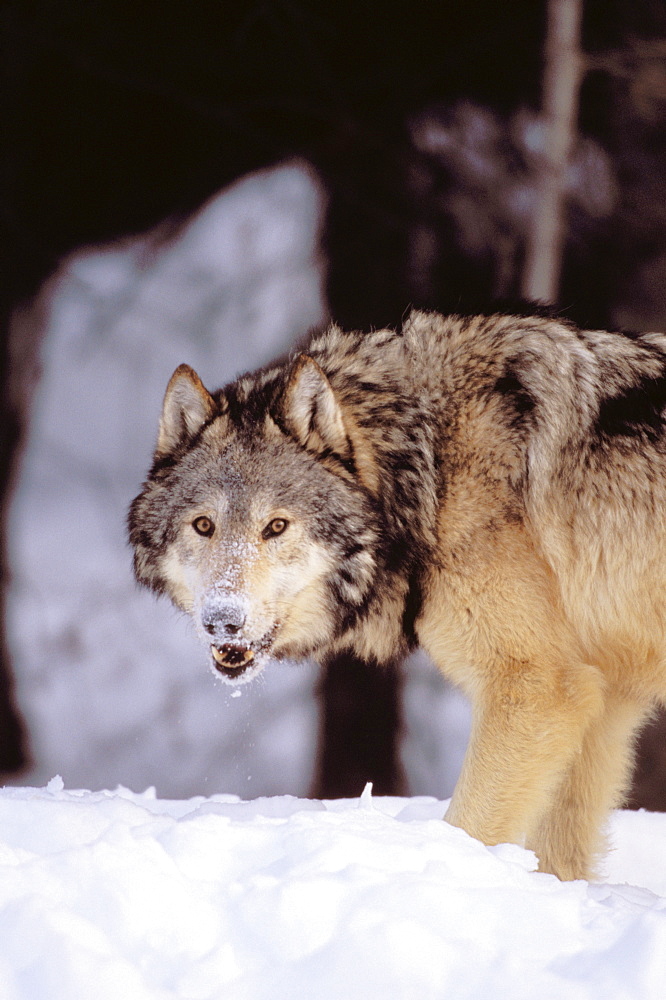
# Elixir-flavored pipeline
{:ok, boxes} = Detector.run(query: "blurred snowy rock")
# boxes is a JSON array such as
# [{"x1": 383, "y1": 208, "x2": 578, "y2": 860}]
[
  {"x1": 6, "y1": 159, "x2": 471, "y2": 801},
  {"x1": 6, "y1": 163, "x2": 328, "y2": 797}
]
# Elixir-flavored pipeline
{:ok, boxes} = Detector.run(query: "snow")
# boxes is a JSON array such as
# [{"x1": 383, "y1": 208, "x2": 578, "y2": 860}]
[{"x1": 0, "y1": 781, "x2": 665, "y2": 999}]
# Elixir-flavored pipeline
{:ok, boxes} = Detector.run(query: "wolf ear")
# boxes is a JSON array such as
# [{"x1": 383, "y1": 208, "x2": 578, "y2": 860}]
[
  {"x1": 279, "y1": 354, "x2": 352, "y2": 461},
  {"x1": 156, "y1": 364, "x2": 217, "y2": 458}
]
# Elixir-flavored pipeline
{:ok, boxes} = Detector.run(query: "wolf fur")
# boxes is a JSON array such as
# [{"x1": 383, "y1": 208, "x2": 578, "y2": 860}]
[{"x1": 129, "y1": 309, "x2": 666, "y2": 880}]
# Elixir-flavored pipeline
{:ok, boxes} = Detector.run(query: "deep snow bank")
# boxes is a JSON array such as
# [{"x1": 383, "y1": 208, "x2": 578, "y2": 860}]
[{"x1": 0, "y1": 781, "x2": 664, "y2": 1000}]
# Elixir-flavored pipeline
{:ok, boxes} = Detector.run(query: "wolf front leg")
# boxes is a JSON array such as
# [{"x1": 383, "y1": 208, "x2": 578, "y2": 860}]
[
  {"x1": 421, "y1": 515, "x2": 612, "y2": 876},
  {"x1": 443, "y1": 658, "x2": 606, "y2": 878},
  {"x1": 526, "y1": 696, "x2": 650, "y2": 881}
]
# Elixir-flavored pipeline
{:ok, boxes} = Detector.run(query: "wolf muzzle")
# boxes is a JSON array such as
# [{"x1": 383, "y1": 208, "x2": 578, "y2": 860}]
[
  {"x1": 201, "y1": 596, "x2": 247, "y2": 638},
  {"x1": 201, "y1": 595, "x2": 255, "y2": 677}
]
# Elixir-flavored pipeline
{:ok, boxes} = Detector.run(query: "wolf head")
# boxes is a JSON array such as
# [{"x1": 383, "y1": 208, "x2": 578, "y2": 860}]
[{"x1": 128, "y1": 355, "x2": 384, "y2": 684}]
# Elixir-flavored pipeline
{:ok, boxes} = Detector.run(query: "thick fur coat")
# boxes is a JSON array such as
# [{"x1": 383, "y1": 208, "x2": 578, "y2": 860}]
[{"x1": 129, "y1": 309, "x2": 666, "y2": 880}]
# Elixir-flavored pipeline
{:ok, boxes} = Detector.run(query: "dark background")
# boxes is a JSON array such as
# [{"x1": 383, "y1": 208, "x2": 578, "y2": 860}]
[{"x1": 2, "y1": 0, "x2": 666, "y2": 804}]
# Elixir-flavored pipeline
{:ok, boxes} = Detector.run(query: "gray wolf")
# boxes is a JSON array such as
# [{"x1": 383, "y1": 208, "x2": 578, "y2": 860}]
[{"x1": 129, "y1": 308, "x2": 666, "y2": 880}]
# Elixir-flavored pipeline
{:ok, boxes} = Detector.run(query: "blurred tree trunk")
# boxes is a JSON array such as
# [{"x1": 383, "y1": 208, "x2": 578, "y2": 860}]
[
  {"x1": 311, "y1": 126, "x2": 415, "y2": 800},
  {"x1": 520, "y1": 0, "x2": 666, "y2": 812},
  {"x1": 521, "y1": 0, "x2": 584, "y2": 303},
  {"x1": 313, "y1": 656, "x2": 405, "y2": 799}
]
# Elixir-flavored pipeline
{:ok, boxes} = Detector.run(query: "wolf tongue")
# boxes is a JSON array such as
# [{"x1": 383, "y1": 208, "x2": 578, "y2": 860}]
[{"x1": 211, "y1": 644, "x2": 254, "y2": 668}]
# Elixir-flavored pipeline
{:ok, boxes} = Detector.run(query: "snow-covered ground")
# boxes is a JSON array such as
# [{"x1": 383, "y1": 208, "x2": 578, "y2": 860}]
[{"x1": 1, "y1": 781, "x2": 665, "y2": 1000}]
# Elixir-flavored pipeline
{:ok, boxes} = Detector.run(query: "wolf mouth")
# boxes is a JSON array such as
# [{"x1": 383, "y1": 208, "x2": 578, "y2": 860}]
[
  {"x1": 209, "y1": 627, "x2": 278, "y2": 679},
  {"x1": 211, "y1": 643, "x2": 254, "y2": 671}
]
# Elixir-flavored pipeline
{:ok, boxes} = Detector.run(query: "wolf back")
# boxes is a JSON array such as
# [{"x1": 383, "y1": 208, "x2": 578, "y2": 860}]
[{"x1": 129, "y1": 309, "x2": 666, "y2": 881}]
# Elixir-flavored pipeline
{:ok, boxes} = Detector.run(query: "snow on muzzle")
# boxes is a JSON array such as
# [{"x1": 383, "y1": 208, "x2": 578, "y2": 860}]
[{"x1": 200, "y1": 593, "x2": 277, "y2": 680}]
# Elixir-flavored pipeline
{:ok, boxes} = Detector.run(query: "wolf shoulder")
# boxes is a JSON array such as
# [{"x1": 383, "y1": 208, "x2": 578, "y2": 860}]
[{"x1": 397, "y1": 310, "x2": 666, "y2": 486}]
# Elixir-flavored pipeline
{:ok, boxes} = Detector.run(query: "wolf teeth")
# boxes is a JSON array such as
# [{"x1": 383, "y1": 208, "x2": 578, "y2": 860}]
[
  {"x1": 211, "y1": 645, "x2": 226, "y2": 666},
  {"x1": 211, "y1": 644, "x2": 254, "y2": 668}
]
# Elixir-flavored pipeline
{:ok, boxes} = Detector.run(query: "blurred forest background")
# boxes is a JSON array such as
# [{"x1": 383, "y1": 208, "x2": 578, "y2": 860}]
[{"x1": 2, "y1": 0, "x2": 666, "y2": 806}]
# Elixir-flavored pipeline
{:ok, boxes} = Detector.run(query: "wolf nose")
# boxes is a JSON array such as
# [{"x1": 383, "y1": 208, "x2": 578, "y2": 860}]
[{"x1": 201, "y1": 600, "x2": 247, "y2": 637}]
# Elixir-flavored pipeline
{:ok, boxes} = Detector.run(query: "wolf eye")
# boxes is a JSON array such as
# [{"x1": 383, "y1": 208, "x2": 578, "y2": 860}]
[
  {"x1": 262, "y1": 518, "x2": 288, "y2": 540},
  {"x1": 193, "y1": 516, "x2": 215, "y2": 537}
]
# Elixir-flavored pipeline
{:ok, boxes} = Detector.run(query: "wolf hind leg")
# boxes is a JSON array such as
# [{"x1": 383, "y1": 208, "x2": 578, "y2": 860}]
[
  {"x1": 444, "y1": 658, "x2": 605, "y2": 868},
  {"x1": 526, "y1": 697, "x2": 649, "y2": 881}
]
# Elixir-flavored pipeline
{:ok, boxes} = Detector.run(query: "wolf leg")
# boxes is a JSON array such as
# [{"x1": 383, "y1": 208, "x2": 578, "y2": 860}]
[
  {"x1": 443, "y1": 658, "x2": 605, "y2": 868},
  {"x1": 526, "y1": 697, "x2": 649, "y2": 881}
]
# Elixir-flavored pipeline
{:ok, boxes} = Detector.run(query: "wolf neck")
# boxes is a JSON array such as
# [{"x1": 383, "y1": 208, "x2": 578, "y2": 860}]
[
  {"x1": 306, "y1": 322, "x2": 440, "y2": 662},
  {"x1": 308, "y1": 321, "x2": 439, "y2": 529}
]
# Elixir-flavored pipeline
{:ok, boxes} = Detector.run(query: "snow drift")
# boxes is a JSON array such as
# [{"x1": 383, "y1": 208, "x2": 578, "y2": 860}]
[{"x1": 0, "y1": 781, "x2": 665, "y2": 1000}]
